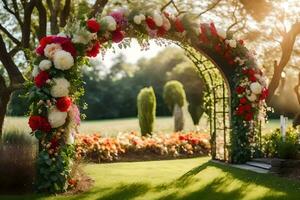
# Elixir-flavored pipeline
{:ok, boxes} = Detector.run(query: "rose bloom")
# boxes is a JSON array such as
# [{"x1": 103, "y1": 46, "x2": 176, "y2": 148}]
[
  {"x1": 56, "y1": 96, "x2": 72, "y2": 112},
  {"x1": 28, "y1": 115, "x2": 51, "y2": 133},
  {"x1": 39, "y1": 59, "x2": 52, "y2": 71},
  {"x1": 87, "y1": 19, "x2": 101, "y2": 33},
  {"x1": 50, "y1": 77, "x2": 70, "y2": 97},
  {"x1": 44, "y1": 43, "x2": 62, "y2": 59},
  {"x1": 34, "y1": 71, "x2": 50, "y2": 88},
  {"x1": 53, "y1": 50, "x2": 74, "y2": 70},
  {"x1": 48, "y1": 107, "x2": 68, "y2": 128}
]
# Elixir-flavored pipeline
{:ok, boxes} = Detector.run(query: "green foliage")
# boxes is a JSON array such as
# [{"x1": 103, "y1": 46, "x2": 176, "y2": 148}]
[
  {"x1": 163, "y1": 80, "x2": 186, "y2": 112},
  {"x1": 36, "y1": 145, "x2": 75, "y2": 193},
  {"x1": 168, "y1": 62, "x2": 205, "y2": 125},
  {"x1": 262, "y1": 127, "x2": 299, "y2": 159},
  {"x1": 137, "y1": 87, "x2": 156, "y2": 136}
]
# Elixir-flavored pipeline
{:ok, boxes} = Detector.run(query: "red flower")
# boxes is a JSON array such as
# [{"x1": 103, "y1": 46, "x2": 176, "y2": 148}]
[
  {"x1": 35, "y1": 36, "x2": 54, "y2": 55},
  {"x1": 239, "y1": 97, "x2": 247, "y2": 104},
  {"x1": 50, "y1": 138, "x2": 59, "y2": 150},
  {"x1": 236, "y1": 105, "x2": 244, "y2": 116},
  {"x1": 146, "y1": 17, "x2": 157, "y2": 30},
  {"x1": 86, "y1": 41, "x2": 101, "y2": 57},
  {"x1": 56, "y1": 97, "x2": 72, "y2": 112},
  {"x1": 244, "y1": 113, "x2": 253, "y2": 121},
  {"x1": 112, "y1": 30, "x2": 125, "y2": 43},
  {"x1": 260, "y1": 88, "x2": 269, "y2": 100},
  {"x1": 34, "y1": 71, "x2": 49, "y2": 88},
  {"x1": 244, "y1": 104, "x2": 252, "y2": 112},
  {"x1": 210, "y1": 22, "x2": 217, "y2": 37},
  {"x1": 228, "y1": 59, "x2": 234, "y2": 65},
  {"x1": 236, "y1": 86, "x2": 245, "y2": 94},
  {"x1": 214, "y1": 44, "x2": 222, "y2": 53},
  {"x1": 249, "y1": 75, "x2": 257, "y2": 82},
  {"x1": 174, "y1": 18, "x2": 185, "y2": 33},
  {"x1": 157, "y1": 27, "x2": 167, "y2": 37},
  {"x1": 28, "y1": 116, "x2": 51, "y2": 133},
  {"x1": 87, "y1": 19, "x2": 101, "y2": 33},
  {"x1": 247, "y1": 68, "x2": 256, "y2": 76},
  {"x1": 239, "y1": 40, "x2": 244, "y2": 46},
  {"x1": 179, "y1": 135, "x2": 187, "y2": 141},
  {"x1": 199, "y1": 24, "x2": 208, "y2": 43}
]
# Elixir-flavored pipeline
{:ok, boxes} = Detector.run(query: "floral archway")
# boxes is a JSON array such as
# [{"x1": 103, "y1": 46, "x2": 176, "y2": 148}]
[{"x1": 27, "y1": 8, "x2": 268, "y2": 192}]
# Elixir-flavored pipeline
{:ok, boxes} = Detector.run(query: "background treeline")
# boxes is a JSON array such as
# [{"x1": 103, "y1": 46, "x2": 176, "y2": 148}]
[{"x1": 8, "y1": 48, "x2": 197, "y2": 120}]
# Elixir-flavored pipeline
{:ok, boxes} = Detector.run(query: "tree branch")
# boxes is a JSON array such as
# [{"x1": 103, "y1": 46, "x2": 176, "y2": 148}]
[
  {"x1": 161, "y1": 0, "x2": 173, "y2": 12},
  {"x1": 267, "y1": 22, "x2": 300, "y2": 103},
  {"x1": 2, "y1": 0, "x2": 24, "y2": 28},
  {"x1": 0, "y1": 34, "x2": 24, "y2": 85},
  {"x1": 35, "y1": 0, "x2": 47, "y2": 39},
  {"x1": 90, "y1": 0, "x2": 108, "y2": 18},
  {"x1": 0, "y1": 24, "x2": 21, "y2": 46},
  {"x1": 198, "y1": 0, "x2": 222, "y2": 16},
  {"x1": 60, "y1": 0, "x2": 71, "y2": 27},
  {"x1": 22, "y1": 0, "x2": 36, "y2": 48}
]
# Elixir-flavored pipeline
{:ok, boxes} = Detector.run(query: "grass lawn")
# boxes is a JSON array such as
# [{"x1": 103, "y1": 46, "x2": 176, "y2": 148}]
[
  {"x1": 2, "y1": 157, "x2": 300, "y2": 200},
  {"x1": 3, "y1": 116, "x2": 287, "y2": 136}
]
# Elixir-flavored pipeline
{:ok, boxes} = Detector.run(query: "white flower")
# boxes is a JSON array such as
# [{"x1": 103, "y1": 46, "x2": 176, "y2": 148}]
[
  {"x1": 247, "y1": 93, "x2": 257, "y2": 102},
  {"x1": 162, "y1": 15, "x2": 171, "y2": 31},
  {"x1": 250, "y1": 82, "x2": 263, "y2": 95},
  {"x1": 44, "y1": 43, "x2": 62, "y2": 59},
  {"x1": 134, "y1": 14, "x2": 146, "y2": 25},
  {"x1": 50, "y1": 77, "x2": 70, "y2": 97},
  {"x1": 216, "y1": 27, "x2": 226, "y2": 39},
  {"x1": 228, "y1": 39, "x2": 237, "y2": 48},
  {"x1": 102, "y1": 16, "x2": 117, "y2": 31},
  {"x1": 153, "y1": 11, "x2": 163, "y2": 27},
  {"x1": 72, "y1": 29, "x2": 92, "y2": 44},
  {"x1": 32, "y1": 65, "x2": 39, "y2": 77},
  {"x1": 65, "y1": 130, "x2": 75, "y2": 144},
  {"x1": 134, "y1": 15, "x2": 142, "y2": 24},
  {"x1": 48, "y1": 107, "x2": 68, "y2": 128},
  {"x1": 39, "y1": 60, "x2": 52, "y2": 71},
  {"x1": 53, "y1": 50, "x2": 74, "y2": 70}
]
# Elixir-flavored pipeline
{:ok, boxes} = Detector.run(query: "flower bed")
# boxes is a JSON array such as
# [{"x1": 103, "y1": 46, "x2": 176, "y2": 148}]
[{"x1": 75, "y1": 132, "x2": 210, "y2": 163}]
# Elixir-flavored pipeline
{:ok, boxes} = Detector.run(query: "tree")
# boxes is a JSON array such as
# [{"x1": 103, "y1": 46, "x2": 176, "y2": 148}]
[
  {"x1": 137, "y1": 87, "x2": 156, "y2": 136},
  {"x1": 0, "y1": 0, "x2": 110, "y2": 136},
  {"x1": 168, "y1": 62, "x2": 206, "y2": 128},
  {"x1": 163, "y1": 80, "x2": 186, "y2": 132}
]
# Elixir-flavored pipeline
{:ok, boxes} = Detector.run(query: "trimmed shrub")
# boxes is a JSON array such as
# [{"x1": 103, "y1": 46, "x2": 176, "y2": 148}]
[
  {"x1": 262, "y1": 127, "x2": 299, "y2": 159},
  {"x1": 163, "y1": 81, "x2": 186, "y2": 131},
  {"x1": 168, "y1": 62, "x2": 206, "y2": 126},
  {"x1": 137, "y1": 87, "x2": 156, "y2": 136}
]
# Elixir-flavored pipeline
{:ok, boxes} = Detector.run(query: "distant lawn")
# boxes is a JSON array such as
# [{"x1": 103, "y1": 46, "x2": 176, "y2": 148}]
[
  {"x1": 2, "y1": 157, "x2": 300, "y2": 200},
  {"x1": 3, "y1": 116, "x2": 286, "y2": 136}
]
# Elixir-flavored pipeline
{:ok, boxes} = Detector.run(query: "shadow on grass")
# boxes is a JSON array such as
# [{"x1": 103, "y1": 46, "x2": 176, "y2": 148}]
[
  {"x1": 96, "y1": 183, "x2": 150, "y2": 200},
  {"x1": 157, "y1": 160, "x2": 300, "y2": 200}
]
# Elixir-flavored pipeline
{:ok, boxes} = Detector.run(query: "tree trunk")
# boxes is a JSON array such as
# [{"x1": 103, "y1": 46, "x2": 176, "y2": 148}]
[
  {"x1": 0, "y1": 89, "x2": 11, "y2": 138},
  {"x1": 173, "y1": 104, "x2": 184, "y2": 132}
]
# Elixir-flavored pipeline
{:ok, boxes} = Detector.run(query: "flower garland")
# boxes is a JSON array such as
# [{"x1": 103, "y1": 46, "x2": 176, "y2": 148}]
[{"x1": 27, "y1": 7, "x2": 267, "y2": 192}]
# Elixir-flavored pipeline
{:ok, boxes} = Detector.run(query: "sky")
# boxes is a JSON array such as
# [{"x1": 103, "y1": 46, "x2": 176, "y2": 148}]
[{"x1": 91, "y1": 39, "x2": 178, "y2": 68}]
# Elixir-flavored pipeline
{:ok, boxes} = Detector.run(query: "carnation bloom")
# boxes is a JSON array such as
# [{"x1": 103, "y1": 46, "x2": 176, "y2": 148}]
[
  {"x1": 146, "y1": 17, "x2": 157, "y2": 30},
  {"x1": 174, "y1": 18, "x2": 185, "y2": 33},
  {"x1": 50, "y1": 77, "x2": 70, "y2": 97},
  {"x1": 48, "y1": 107, "x2": 68, "y2": 128},
  {"x1": 53, "y1": 50, "x2": 74, "y2": 70},
  {"x1": 44, "y1": 43, "x2": 62, "y2": 59},
  {"x1": 250, "y1": 82, "x2": 262, "y2": 95},
  {"x1": 56, "y1": 96, "x2": 72, "y2": 112},
  {"x1": 86, "y1": 41, "x2": 101, "y2": 57},
  {"x1": 112, "y1": 30, "x2": 125, "y2": 43},
  {"x1": 102, "y1": 16, "x2": 117, "y2": 31},
  {"x1": 152, "y1": 11, "x2": 163, "y2": 27},
  {"x1": 69, "y1": 104, "x2": 81, "y2": 126},
  {"x1": 34, "y1": 71, "x2": 50, "y2": 88},
  {"x1": 39, "y1": 59, "x2": 52, "y2": 71},
  {"x1": 87, "y1": 19, "x2": 101, "y2": 33},
  {"x1": 28, "y1": 115, "x2": 51, "y2": 133}
]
